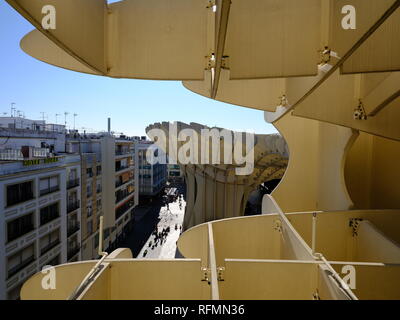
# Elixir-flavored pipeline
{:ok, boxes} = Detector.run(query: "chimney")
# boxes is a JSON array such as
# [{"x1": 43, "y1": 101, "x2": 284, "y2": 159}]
[{"x1": 108, "y1": 118, "x2": 111, "y2": 134}]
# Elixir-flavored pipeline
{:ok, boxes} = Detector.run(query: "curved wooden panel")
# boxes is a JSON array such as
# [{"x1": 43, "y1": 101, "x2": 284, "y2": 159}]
[
  {"x1": 292, "y1": 70, "x2": 400, "y2": 141},
  {"x1": 107, "y1": 0, "x2": 207, "y2": 80},
  {"x1": 224, "y1": 0, "x2": 321, "y2": 79},
  {"x1": 20, "y1": 29, "x2": 100, "y2": 75},
  {"x1": 7, "y1": 0, "x2": 107, "y2": 74},
  {"x1": 329, "y1": 0, "x2": 400, "y2": 74},
  {"x1": 183, "y1": 69, "x2": 327, "y2": 112},
  {"x1": 183, "y1": 70, "x2": 285, "y2": 112}
]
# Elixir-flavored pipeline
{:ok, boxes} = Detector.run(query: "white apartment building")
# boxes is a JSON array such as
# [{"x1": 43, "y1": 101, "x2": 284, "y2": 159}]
[
  {"x1": 0, "y1": 153, "x2": 81, "y2": 300},
  {"x1": 0, "y1": 117, "x2": 139, "y2": 299},
  {"x1": 66, "y1": 132, "x2": 139, "y2": 259},
  {"x1": 0, "y1": 117, "x2": 81, "y2": 300}
]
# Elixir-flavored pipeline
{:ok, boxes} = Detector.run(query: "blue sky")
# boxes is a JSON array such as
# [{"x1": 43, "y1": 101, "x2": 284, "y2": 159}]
[{"x1": 0, "y1": 1, "x2": 277, "y2": 136}]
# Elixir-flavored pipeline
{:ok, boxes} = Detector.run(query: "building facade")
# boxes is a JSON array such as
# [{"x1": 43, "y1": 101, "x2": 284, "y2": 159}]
[
  {"x1": 167, "y1": 164, "x2": 184, "y2": 184},
  {"x1": 137, "y1": 141, "x2": 167, "y2": 198},
  {"x1": 0, "y1": 117, "x2": 139, "y2": 299},
  {"x1": 0, "y1": 153, "x2": 81, "y2": 300},
  {"x1": 66, "y1": 133, "x2": 139, "y2": 259}
]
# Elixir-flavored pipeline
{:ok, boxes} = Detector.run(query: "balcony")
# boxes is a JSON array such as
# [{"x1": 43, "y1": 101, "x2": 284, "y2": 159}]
[
  {"x1": 67, "y1": 247, "x2": 80, "y2": 260},
  {"x1": 115, "y1": 180, "x2": 124, "y2": 188},
  {"x1": 40, "y1": 186, "x2": 60, "y2": 197},
  {"x1": 67, "y1": 201, "x2": 80, "y2": 213},
  {"x1": 8, "y1": 255, "x2": 35, "y2": 279},
  {"x1": 67, "y1": 179, "x2": 80, "y2": 189},
  {"x1": 115, "y1": 189, "x2": 134, "y2": 204},
  {"x1": 115, "y1": 200, "x2": 135, "y2": 220},
  {"x1": 40, "y1": 239, "x2": 60, "y2": 256},
  {"x1": 67, "y1": 222, "x2": 80, "y2": 237},
  {"x1": 115, "y1": 150, "x2": 130, "y2": 156},
  {"x1": 115, "y1": 166, "x2": 129, "y2": 173}
]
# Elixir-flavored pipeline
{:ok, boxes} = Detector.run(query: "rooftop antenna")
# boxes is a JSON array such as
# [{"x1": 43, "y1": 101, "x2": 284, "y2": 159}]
[
  {"x1": 64, "y1": 111, "x2": 69, "y2": 128},
  {"x1": 55, "y1": 113, "x2": 60, "y2": 124},
  {"x1": 73, "y1": 113, "x2": 78, "y2": 130},
  {"x1": 10, "y1": 102, "x2": 16, "y2": 117}
]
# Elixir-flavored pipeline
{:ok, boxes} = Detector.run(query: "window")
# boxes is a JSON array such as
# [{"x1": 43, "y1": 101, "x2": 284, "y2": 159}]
[
  {"x1": 67, "y1": 236, "x2": 79, "y2": 260},
  {"x1": 40, "y1": 203, "x2": 59, "y2": 226},
  {"x1": 67, "y1": 169, "x2": 79, "y2": 189},
  {"x1": 87, "y1": 185, "x2": 92, "y2": 198},
  {"x1": 7, "y1": 244, "x2": 35, "y2": 279},
  {"x1": 7, "y1": 283, "x2": 23, "y2": 300},
  {"x1": 86, "y1": 168, "x2": 93, "y2": 177},
  {"x1": 67, "y1": 214, "x2": 79, "y2": 236},
  {"x1": 87, "y1": 204, "x2": 93, "y2": 217},
  {"x1": 67, "y1": 191, "x2": 79, "y2": 213},
  {"x1": 87, "y1": 220, "x2": 93, "y2": 235},
  {"x1": 7, "y1": 213, "x2": 34, "y2": 242},
  {"x1": 68, "y1": 169, "x2": 78, "y2": 181},
  {"x1": 94, "y1": 234, "x2": 99, "y2": 250},
  {"x1": 96, "y1": 181, "x2": 102, "y2": 193},
  {"x1": 40, "y1": 229, "x2": 60, "y2": 255},
  {"x1": 6, "y1": 181, "x2": 34, "y2": 207},
  {"x1": 39, "y1": 176, "x2": 59, "y2": 196},
  {"x1": 41, "y1": 255, "x2": 60, "y2": 270}
]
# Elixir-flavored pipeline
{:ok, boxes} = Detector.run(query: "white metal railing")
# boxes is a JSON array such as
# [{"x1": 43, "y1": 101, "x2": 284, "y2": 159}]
[{"x1": 0, "y1": 149, "x2": 24, "y2": 161}]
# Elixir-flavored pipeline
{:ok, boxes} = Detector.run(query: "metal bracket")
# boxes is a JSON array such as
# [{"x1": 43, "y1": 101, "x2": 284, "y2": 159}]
[
  {"x1": 205, "y1": 54, "x2": 216, "y2": 70},
  {"x1": 221, "y1": 55, "x2": 230, "y2": 69},
  {"x1": 318, "y1": 46, "x2": 341, "y2": 65},
  {"x1": 319, "y1": 46, "x2": 332, "y2": 64},
  {"x1": 273, "y1": 219, "x2": 282, "y2": 233},
  {"x1": 206, "y1": 0, "x2": 216, "y2": 8},
  {"x1": 217, "y1": 267, "x2": 225, "y2": 281},
  {"x1": 201, "y1": 267, "x2": 210, "y2": 282},
  {"x1": 312, "y1": 289, "x2": 320, "y2": 300},
  {"x1": 349, "y1": 218, "x2": 363, "y2": 237},
  {"x1": 278, "y1": 95, "x2": 289, "y2": 107},
  {"x1": 353, "y1": 100, "x2": 368, "y2": 120}
]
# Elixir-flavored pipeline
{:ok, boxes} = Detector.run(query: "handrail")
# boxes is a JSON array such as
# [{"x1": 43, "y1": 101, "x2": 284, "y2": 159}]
[
  {"x1": 264, "y1": 195, "x2": 358, "y2": 298},
  {"x1": 207, "y1": 223, "x2": 220, "y2": 300},
  {"x1": 315, "y1": 253, "x2": 358, "y2": 301},
  {"x1": 68, "y1": 216, "x2": 108, "y2": 300}
]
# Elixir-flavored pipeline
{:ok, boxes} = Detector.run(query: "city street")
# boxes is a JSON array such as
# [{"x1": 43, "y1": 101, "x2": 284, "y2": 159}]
[
  {"x1": 138, "y1": 195, "x2": 185, "y2": 259},
  {"x1": 119, "y1": 184, "x2": 186, "y2": 259}
]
